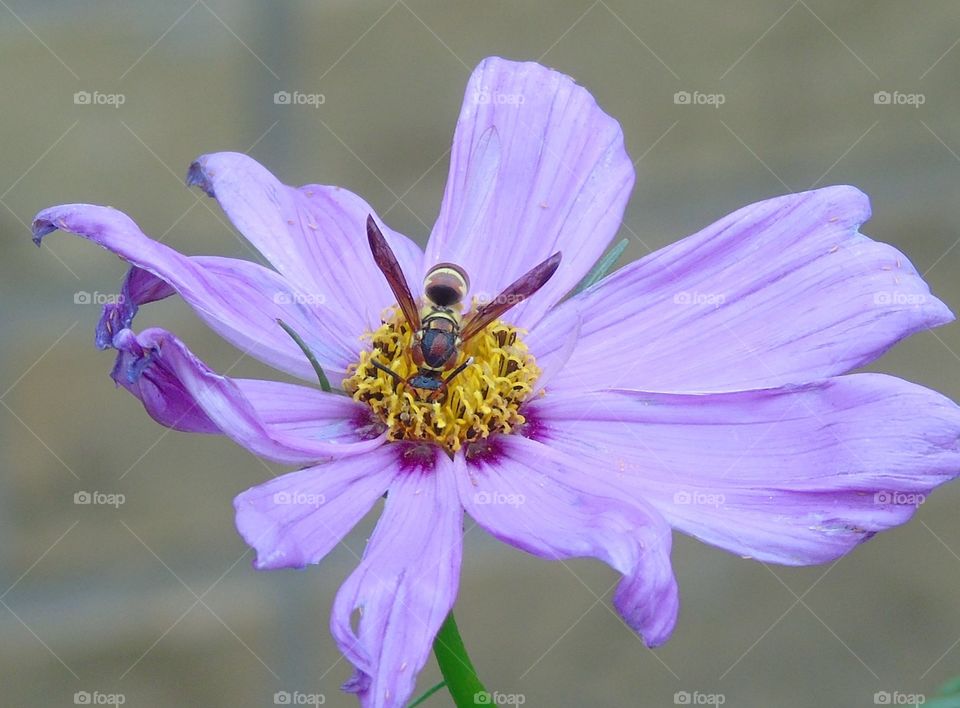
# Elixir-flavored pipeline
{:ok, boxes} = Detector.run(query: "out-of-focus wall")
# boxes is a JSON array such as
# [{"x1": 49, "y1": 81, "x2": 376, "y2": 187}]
[{"x1": 2, "y1": 2, "x2": 960, "y2": 706}]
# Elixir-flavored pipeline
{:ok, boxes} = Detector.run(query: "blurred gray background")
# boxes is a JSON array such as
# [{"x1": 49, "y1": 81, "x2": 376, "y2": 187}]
[{"x1": 2, "y1": 2, "x2": 960, "y2": 706}]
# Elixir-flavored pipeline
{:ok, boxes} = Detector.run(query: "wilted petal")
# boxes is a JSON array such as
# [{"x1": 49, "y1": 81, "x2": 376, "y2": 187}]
[
  {"x1": 331, "y1": 446, "x2": 461, "y2": 708},
  {"x1": 111, "y1": 327, "x2": 385, "y2": 464},
  {"x1": 96, "y1": 265, "x2": 174, "y2": 349},
  {"x1": 530, "y1": 375, "x2": 960, "y2": 564},
  {"x1": 234, "y1": 446, "x2": 399, "y2": 570},
  {"x1": 425, "y1": 57, "x2": 634, "y2": 330},
  {"x1": 538, "y1": 186, "x2": 953, "y2": 393},
  {"x1": 34, "y1": 205, "x2": 359, "y2": 382},
  {"x1": 457, "y1": 435, "x2": 678, "y2": 645},
  {"x1": 187, "y1": 151, "x2": 424, "y2": 333}
]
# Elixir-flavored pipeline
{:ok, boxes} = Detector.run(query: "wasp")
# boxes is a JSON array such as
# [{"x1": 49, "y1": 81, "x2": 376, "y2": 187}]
[{"x1": 365, "y1": 215, "x2": 561, "y2": 402}]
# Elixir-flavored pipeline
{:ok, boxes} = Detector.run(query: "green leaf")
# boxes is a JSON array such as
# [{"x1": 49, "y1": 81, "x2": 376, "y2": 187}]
[
  {"x1": 432, "y1": 612, "x2": 488, "y2": 707},
  {"x1": 938, "y1": 676, "x2": 960, "y2": 697},
  {"x1": 921, "y1": 696, "x2": 960, "y2": 708},
  {"x1": 571, "y1": 238, "x2": 629, "y2": 296},
  {"x1": 924, "y1": 675, "x2": 960, "y2": 707}
]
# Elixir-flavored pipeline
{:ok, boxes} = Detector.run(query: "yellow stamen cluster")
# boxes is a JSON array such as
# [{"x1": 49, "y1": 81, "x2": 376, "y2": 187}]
[{"x1": 343, "y1": 308, "x2": 540, "y2": 452}]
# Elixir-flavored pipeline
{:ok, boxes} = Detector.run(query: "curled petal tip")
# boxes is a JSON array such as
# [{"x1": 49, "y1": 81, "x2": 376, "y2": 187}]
[
  {"x1": 109, "y1": 328, "x2": 151, "y2": 384},
  {"x1": 96, "y1": 299, "x2": 139, "y2": 351},
  {"x1": 341, "y1": 670, "x2": 370, "y2": 695},
  {"x1": 31, "y1": 215, "x2": 58, "y2": 245},
  {"x1": 110, "y1": 328, "x2": 138, "y2": 349},
  {"x1": 185, "y1": 160, "x2": 215, "y2": 197},
  {"x1": 95, "y1": 305, "x2": 120, "y2": 350}
]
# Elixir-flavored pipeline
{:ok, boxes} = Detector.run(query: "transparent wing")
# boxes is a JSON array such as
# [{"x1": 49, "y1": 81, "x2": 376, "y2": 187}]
[
  {"x1": 366, "y1": 215, "x2": 421, "y2": 331},
  {"x1": 460, "y1": 252, "x2": 561, "y2": 342}
]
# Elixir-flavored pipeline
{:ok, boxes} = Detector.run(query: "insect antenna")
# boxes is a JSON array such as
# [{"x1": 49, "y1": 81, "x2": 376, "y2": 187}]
[
  {"x1": 369, "y1": 358, "x2": 405, "y2": 387},
  {"x1": 443, "y1": 356, "x2": 474, "y2": 387}
]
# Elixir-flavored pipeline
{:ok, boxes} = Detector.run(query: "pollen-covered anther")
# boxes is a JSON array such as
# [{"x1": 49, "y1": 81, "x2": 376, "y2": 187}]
[{"x1": 343, "y1": 308, "x2": 540, "y2": 452}]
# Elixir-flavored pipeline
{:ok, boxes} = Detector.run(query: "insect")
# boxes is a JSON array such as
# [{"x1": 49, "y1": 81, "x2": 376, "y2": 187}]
[{"x1": 365, "y1": 214, "x2": 561, "y2": 402}]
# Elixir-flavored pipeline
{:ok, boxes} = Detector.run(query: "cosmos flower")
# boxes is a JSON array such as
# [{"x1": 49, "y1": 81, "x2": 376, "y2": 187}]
[{"x1": 33, "y1": 57, "x2": 960, "y2": 708}]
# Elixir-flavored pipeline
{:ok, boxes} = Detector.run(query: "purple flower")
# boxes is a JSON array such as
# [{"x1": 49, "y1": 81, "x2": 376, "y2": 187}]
[{"x1": 33, "y1": 57, "x2": 960, "y2": 707}]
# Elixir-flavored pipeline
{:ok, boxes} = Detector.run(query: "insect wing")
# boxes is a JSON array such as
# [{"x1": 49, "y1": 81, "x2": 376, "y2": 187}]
[
  {"x1": 366, "y1": 215, "x2": 421, "y2": 331},
  {"x1": 460, "y1": 252, "x2": 562, "y2": 342}
]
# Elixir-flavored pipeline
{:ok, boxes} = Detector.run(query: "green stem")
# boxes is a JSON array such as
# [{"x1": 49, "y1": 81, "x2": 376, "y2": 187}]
[
  {"x1": 432, "y1": 612, "x2": 488, "y2": 707},
  {"x1": 276, "y1": 319, "x2": 334, "y2": 393},
  {"x1": 408, "y1": 680, "x2": 447, "y2": 707}
]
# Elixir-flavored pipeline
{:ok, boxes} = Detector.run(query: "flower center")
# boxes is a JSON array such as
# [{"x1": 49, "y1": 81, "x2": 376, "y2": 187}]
[{"x1": 343, "y1": 307, "x2": 541, "y2": 452}]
